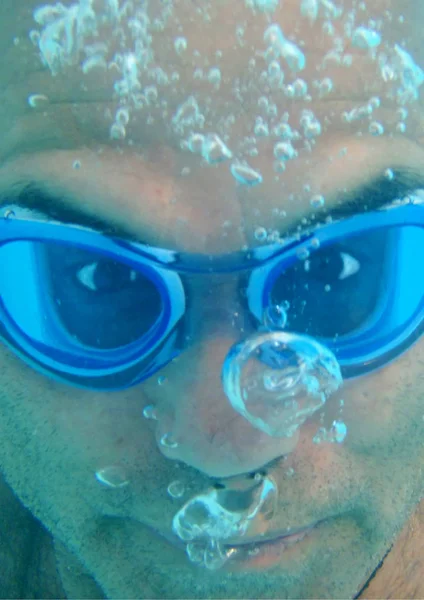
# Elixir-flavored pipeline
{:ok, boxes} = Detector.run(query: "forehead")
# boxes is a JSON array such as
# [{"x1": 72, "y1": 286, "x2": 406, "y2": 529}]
[{"x1": 0, "y1": 0, "x2": 424, "y2": 252}]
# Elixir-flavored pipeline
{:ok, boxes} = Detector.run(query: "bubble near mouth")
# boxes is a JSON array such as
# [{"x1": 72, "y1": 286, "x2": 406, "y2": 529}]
[{"x1": 172, "y1": 475, "x2": 279, "y2": 569}]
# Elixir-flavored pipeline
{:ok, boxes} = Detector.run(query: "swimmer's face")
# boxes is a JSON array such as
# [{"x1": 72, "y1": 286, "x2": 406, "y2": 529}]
[{"x1": 0, "y1": 0, "x2": 423, "y2": 597}]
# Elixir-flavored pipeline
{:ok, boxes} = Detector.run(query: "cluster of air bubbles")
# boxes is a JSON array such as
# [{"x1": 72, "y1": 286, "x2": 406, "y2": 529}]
[
  {"x1": 230, "y1": 162, "x2": 263, "y2": 186},
  {"x1": 31, "y1": 0, "x2": 125, "y2": 77},
  {"x1": 342, "y1": 96, "x2": 380, "y2": 124},
  {"x1": 313, "y1": 419, "x2": 347, "y2": 444},
  {"x1": 222, "y1": 331, "x2": 343, "y2": 438},
  {"x1": 30, "y1": 1, "x2": 181, "y2": 139},
  {"x1": 300, "y1": 110, "x2": 322, "y2": 138},
  {"x1": 264, "y1": 24, "x2": 306, "y2": 74},
  {"x1": 95, "y1": 465, "x2": 130, "y2": 489},
  {"x1": 300, "y1": 0, "x2": 342, "y2": 22},
  {"x1": 379, "y1": 45, "x2": 424, "y2": 105},
  {"x1": 351, "y1": 27, "x2": 381, "y2": 50},
  {"x1": 172, "y1": 476, "x2": 277, "y2": 569},
  {"x1": 167, "y1": 480, "x2": 185, "y2": 499}
]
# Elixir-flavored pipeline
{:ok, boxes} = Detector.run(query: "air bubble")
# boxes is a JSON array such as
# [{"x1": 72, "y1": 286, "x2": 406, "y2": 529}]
[
  {"x1": 95, "y1": 465, "x2": 130, "y2": 489},
  {"x1": 318, "y1": 77, "x2": 333, "y2": 97},
  {"x1": 369, "y1": 121, "x2": 384, "y2": 136},
  {"x1": 254, "y1": 227, "x2": 268, "y2": 242},
  {"x1": 310, "y1": 194, "x2": 325, "y2": 208},
  {"x1": 28, "y1": 94, "x2": 49, "y2": 108},
  {"x1": 252, "y1": 0, "x2": 279, "y2": 13},
  {"x1": 202, "y1": 134, "x2": 233, "y2": 164},
  {"x1": 144, "y1": 86, "x2": 158, "y2": 104},
  {"x1": 29, "y1": 29, "x2": 40, "y2": 45},
  {"x1": 142, "y1": 405, "x2": 158, "y2": 420},
  {"x1": 274, "y1": 142, "x2": 297, "y2": 161},
  {"x1": 264, "y1": 24, "x2": 306, "y2": 73},
  {"x1": 369, "y1": 96, "x2": 381, "y2": 109},
  {"x1": 174, "y1": 36, "x2": 187, "y2": 55},
  {"x1": 167, "y1": 480, "x2": 185, "y2": 499},
  {"x1": 72, "y1": 160, "x2": 81, "y2": 170},
  {"x1": 254, "y1": 118, "x2": 269, "y2": 137},
  {"x1": 172, "y1": 96, "x2": 202, "y2": 132},
  {"x1": 160, "y1": 433, "x2": 179, "y2": 449},
  {"x1": 313, "y1": 420, "x2": 347, "y2": 444},
  {"x1": 263, "y1": 305, "x2": 287, "y2": 330},
  {"x1": 352, "y1": 27, "x2": 381, "y2": 49},
  {"x1": 293, "y1": 79, "x2": 308, "y2": 98},
  {"x1": 258, "y1": 96, "x2": 269, "y2": 111},
  {"x1": 3, "y1": 209, "x2": 15, "y2": 219},
  {"x1": 158, "y1": 375, "x2": 167, "y2": 386},
  {"x1": 384, "y1": 168, "x2": 395, "y2": 181},
  {"x1": 187, "y1": 133, "x2": 204, "y2": 154},
  {"x1": 82, "y1": 54, "x2": 107, "y2": 74},
  {"x1": 296, "y1": 247, "x2": 310, "y2": 260},
  {"x1": 116, "y1": 107, "x2": 130, "y2": 126},
  {"x1": 110, "y1": 123, "x2": 126, "y2": 140},
  {"x1": 172, "y1": 475, "x2": 277, "y2": 569},
  {"x1": 207, "y1": 67, "x2": 222, "y2": 86},
  {"x1": 300, "y1": 0, "x2": 318, "y2": 21},
  {"x1": 230, "y1": 162, "x2": 263, "y2": 186},
  {"x1": 273, "y1": 122, "x2": 292, "y2": 139},
  {"x1": 222, "y1": 331, "x2": 343, "y2": 437}
]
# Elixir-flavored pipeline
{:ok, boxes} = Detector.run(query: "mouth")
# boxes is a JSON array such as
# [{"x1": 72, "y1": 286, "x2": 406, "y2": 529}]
[
  {"x1": 221, "y1": 522, "x2": 319, "y2": 571},
  {"x1": 158, "y1": 521, "x2": 320, "y2": 572},
  {"x1": 223, "y1": 523, "x2": 318, "y2": 547}
]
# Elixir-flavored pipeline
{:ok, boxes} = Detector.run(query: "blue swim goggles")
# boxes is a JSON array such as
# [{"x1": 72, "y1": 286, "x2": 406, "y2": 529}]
[{"x1": 1, "y1": 201, "x2": 423, "y2": 390}]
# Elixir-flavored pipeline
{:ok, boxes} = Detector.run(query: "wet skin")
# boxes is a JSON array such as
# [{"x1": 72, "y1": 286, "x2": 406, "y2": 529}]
[{"x1": 0, "y1": 0, "x2": 423, "y2": 598}]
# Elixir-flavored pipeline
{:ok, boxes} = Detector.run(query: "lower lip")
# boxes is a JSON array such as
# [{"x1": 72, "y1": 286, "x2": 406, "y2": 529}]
[{"x1": 223, "y1": 526, "x2": 316, "y2": 572}]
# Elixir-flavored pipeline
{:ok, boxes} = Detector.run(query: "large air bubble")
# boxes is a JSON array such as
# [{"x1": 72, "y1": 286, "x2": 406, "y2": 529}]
[
  {"x1": 222, "y1": 332, "x2": 342, "y2": 437},
  {"x1": 172, "y1": 475, "x2": 277, "y2": 569}
]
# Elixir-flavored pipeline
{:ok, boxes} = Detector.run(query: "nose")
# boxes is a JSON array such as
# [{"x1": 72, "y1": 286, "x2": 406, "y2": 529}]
[{"x1": 151, "y1": 279, "x2": 299, "y2": 478}]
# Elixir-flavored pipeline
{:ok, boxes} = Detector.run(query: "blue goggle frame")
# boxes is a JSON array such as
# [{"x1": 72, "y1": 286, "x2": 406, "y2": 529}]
[{"x1": 0, "y1": 200, "x2": 423, "y2": 390}]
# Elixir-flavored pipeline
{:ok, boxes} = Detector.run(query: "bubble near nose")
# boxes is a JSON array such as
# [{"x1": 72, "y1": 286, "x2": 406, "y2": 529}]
[{"x1": 222, "y1": 332, "x2": 343, "y2": 438}]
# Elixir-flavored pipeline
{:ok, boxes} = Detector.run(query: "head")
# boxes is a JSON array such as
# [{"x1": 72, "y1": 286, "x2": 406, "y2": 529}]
[{"x1": 0, "y1": 0, "x2": 423, "y2": 597}]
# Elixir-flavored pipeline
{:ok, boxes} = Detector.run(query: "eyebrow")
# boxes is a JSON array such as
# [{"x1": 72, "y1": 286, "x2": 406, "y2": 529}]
[
  {"x1": 284, "y1": 166, "x2": 424, "y2": 237},
  {"x1": 1, "y1": 167, "x2": 424, "y2": 246}
]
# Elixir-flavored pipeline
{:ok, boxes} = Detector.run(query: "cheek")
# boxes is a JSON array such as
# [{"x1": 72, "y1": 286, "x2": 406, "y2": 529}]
[
  {"x1": 0, "y1": 345, "x2": 159, "y2": 475},
  {"x1": 339, "y1": 337, "x2": 424, "y2": 453}
]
